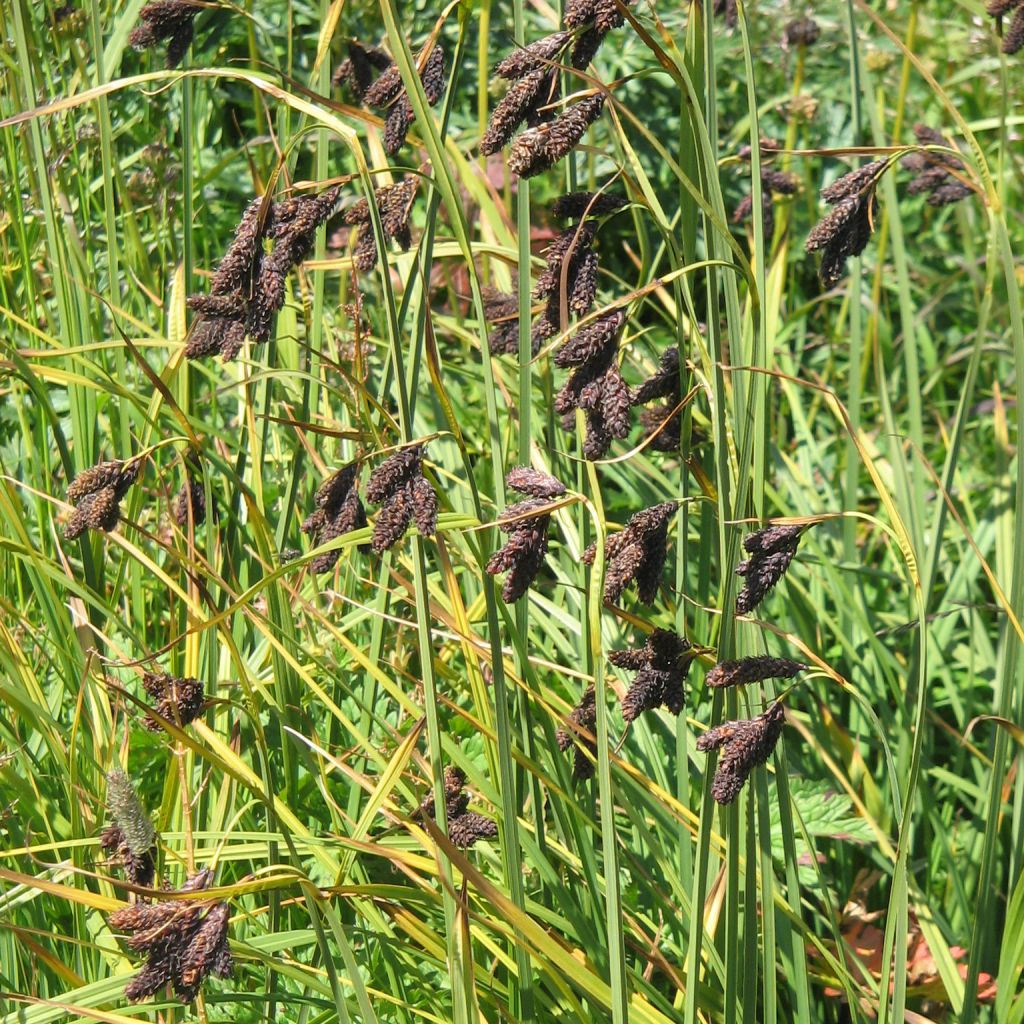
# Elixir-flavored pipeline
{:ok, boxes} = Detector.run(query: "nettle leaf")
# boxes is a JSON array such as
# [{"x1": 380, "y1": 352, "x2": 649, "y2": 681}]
[{"x1": 770, "y1": 778, "x2": 873, "y2": 885}]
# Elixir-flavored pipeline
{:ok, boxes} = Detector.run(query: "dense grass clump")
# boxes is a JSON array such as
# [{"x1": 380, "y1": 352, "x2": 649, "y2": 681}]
[{"x1": 1, "y1": 2, "x2": 1022, "y2": 1022}]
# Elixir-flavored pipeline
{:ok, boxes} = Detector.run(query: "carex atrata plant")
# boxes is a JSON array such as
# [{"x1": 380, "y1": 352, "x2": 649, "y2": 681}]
[
  {"x1": 697, "y1": 702, "x2": 787, "y2": 805},
  {"x1": 65, "y1": 457, "x2": 142, "y2": 539},
  {"x1": 610, "y1": 629, "x2": 694, "y2": 724},
  {"x1": 557, "y1": 685, "x2": 598, "y2": 782},
  {"x1": 366, "y1": 445, "x2": 437, "y2": 552},
  {"x1": 301, "y1": 461, "x2": 368, "y2": 574},
  {"x1": 129, "y1": 0, "x2": 198, "y2": 69}
]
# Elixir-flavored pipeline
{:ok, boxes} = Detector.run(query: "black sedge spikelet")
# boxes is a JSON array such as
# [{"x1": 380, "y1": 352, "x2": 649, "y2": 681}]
[
  {"x1": 384, "y1": 95, "x2": 416, "y2": 154},
  {"x1": 129, "y1": 1, "x2": 197, "y2": 69},
  {"x1": 173, "y1": 473, "x2": 206, "y2": 528},
  {"x1": 611, "y1": 629, "x2": 694, "y2": 723},
  {"x1": 333, "y1": 40, "x2": 392, "y2": 100},
  {"x1": 482, "y1": 286, "x2": 521, "y2": 355},
  {"x1": 508, "y1": 95, "x2": 605, "y2": 179},
  {"x1": 534, "y1": 223, "x2": 596, "y2": 300},
  {"x1": 808, "y1": 162, "x2": 880, "y2": 282},
  {"x1": 367, "y1": 446, "x2": 435, "y2": 551},
  {"x1": 631, "y1": 346, "x2": 680, "y2": 405},
  {"x1": 421, "y1": 765, "x2": 497, "y2": 848},
  {"x1": 482, "y1": 69, "x2": 554, "y2": 156},
  {"x1": 141, "y1": 672, "x2": 205, "y2": 730},
  {"x1": 65, "y1": 458, "x2": 140, "y2": 539},
  {"x1": 563, "y1": 0, "x2": 598, "y2": 27},
  {"x1": 705, "y1": 656, "x2": 806, "y2": 690},
  {"x1": 553, "y1": 309, "x2": 623, "y2": 369},
  {"x1": 593, "y1": 0, "x2": 632, "y2": 33},
  {"x1": 506, "y1": 466, "x2": 567, "y2": 499},
  {"x1": 570, "y1": 26, "x2": 607, "y2": 70},
  {"x1": 697, "y1": 703, "x2": 786, "y2": 805},
  {"x1": 111, "y1": 870, "x2": 232, "y2": 1002},
  {"x1": 363, "y1": 64, "x2": 403, "y2": 108},
  {"x1": 552, "y1": 191, "x2": 628, "y2": 220},
  {"x1": 556, "y1": 685, "x2": 597, "y2": 781},
  {"x1": 583, "y1": 501, "x2": 678, "y2": 604},
  {"x1": 735, "y1": 523, "x2": 805, "y2": 614},
  {"x1": 494, "y1": 32, "x2": 571, "y2": 79},
  {"x1": 902, "y1": 124, "x2": 971, "y2": 207},
  {"x1": 99, "y1": 824, "x2": 156, "y2": 888},
  {"x1": 485, "y1": 469, "x2": 564, "y2": 602},
  {"x1": 303, "y1": 462, "x2": 368, "y2": 573}
]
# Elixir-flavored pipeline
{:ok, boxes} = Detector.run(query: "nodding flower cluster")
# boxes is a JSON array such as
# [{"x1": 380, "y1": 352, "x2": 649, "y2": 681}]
[
  {"x1": 694, "y1": 524, "x2": 815, "y2": 803},
  {"x1": 302, "y1": 462, "x2": 368, "y2": 575},
  {"x1": 485, "y1": 467, "x2": 566, "y2": 602},
  {"x1": 109, "y1": 869, "x2": 232, "y2": 1002},
  {"x1": 65, "y1": 458, "x2": 142, "y2": 539},
  {"x1": 631, "y1": 345, "x2": 684, "y2": 452},
  {"x1": 344, "y1": 177, "x2": 419, "y2": 273},
  {"x1": 186, "y1": 186, "x2": 342, "y2": 361},
  {"x1": 332, "y1": 39, "x2": 393, "y2": 100},
  {"x1": 610, "y1": 629, "x2": 694, "y2": 724},
  {"x1": 140, "y1": 671, "x2": 205, "y2": 731},
  {"x1": 557, "y1": 685, "x2": 597, "y2": 781},
  {"x1": 173, "y1": 464, "x2": 207, "y2": 529},
  {"x1": 101, "y1": 769, "x2": 158, "y2": 888},
  {"x1": 361, "y1": 43, "x2": 447, "y2": 155},
  {"x1": 697, "y1": 702, "x2": 787, "y2": 805},
  {"x1": 805, "y1": 160, "x2": 886, "y2": 287},
  {"x1": 903, "y1": 124, "x2": 972, "y2": 207},
  {"x1": 419, "y1": 766, "x2": 498, "y2": 848},
  {"x1": 509, "y1": 95, "x2": 605, "y2": 179},
  {"x1": 365, "y1": 445, "x2": 437, "y2": 553},
  {"x1": 129, "y1": 0, "x2": 198, "y2": 69},
  {"x1": 987, "y1": 0, "x2": 1024, "y2": 54},
  {"x1": 735, "y1": 523, "x2": 805, "y2": 614},
  {"x1": 733, "y1": 138, "x2": 801, "y2": 242},
  {"x1": 482, "y1": 285, "x2": 522, "y2": 356},
  {"x1": 583, "y1": 500, "x2": 678, "y2": 605}
]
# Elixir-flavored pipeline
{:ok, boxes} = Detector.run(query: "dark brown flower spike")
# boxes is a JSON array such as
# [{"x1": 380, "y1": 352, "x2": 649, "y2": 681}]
[
  {"x1": 495, "y1": 32, "x2": 571, "y2": 79},
  {"x1": 705, "y1": 656, "x2": 806, "y2": 690},
  {"x1": 141, "y1": 672, "x2": 205, "y2": 730},
  {"x1": 367, "y1": 446, "x2": 436, "y2": 551},
  {"x1": 173, "y1": 471, "x2": 206, "y2": 528},
  {"x1": 129, "y1": 1, "x2": 198, "y2": 69},
  {"x1": 302, "y1": 462, "x2": 368, "y2": 574},
  {"x1": 987, "y1": 0, "x2": 1024, "y2": 53},
  {"x1": 486, "y1": 469, "x2": 565, "y2": 602},
  {"x1": 735, "y1": 523, "x2": 805, "y2": 614},
  {"x1": 583, "y1": 501, "x2": 678, "y2": 604},
  {"x1": 65, "y1": 458, "x2": 141, "y2": 539},
  {"x1": 806, "y1": 161, "x2": 887, "y2": 287},
  {"x1": 333, "y1": 40, "x2": 393, "y2": 99},
  {"x1": 610, "y1": 629, "x2": 694, "y2": 723},
  {"x1": 110, "y1": 869, "x2": 232, "y2": 1002},
  {"x1": 366, "y1": 45, "x2": 446, "y2": 154},
  {"x1": 902, "y1": 124, "x2": 971, "y2": 207},
  {"x1": 420, "y1": 764, "x2": 497, "y2": 847},
  {"x1": 482, "y1": 69, "x2": 559, "y2": 155},
  {"x1": 697, "y1": 702, "x2": 786, "y2": 804},
  {"x1": 784, "y1": 18, "x2": 820, "y2": 47},
  {"x1": 508, "y1": 95, "x2": 605, "y2": 179},
  {"x1": 552, "y1": 191, "x2": 628, "y2": 220},
  {"x1": 482, "y1": 286, "x2": 521, "y2": 355},
  {"x1": 556, "y1": 685, "x2": 598, "y2": 781}
]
